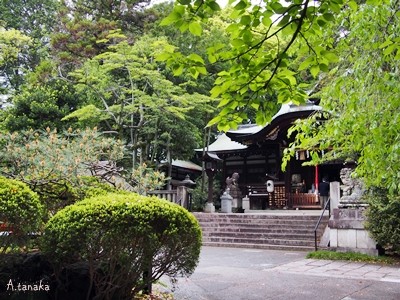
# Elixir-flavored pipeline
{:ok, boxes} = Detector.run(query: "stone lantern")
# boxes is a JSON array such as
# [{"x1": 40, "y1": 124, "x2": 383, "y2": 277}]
[{"x1": 179, "y1": 175, "x2": 196, "y2": 211}]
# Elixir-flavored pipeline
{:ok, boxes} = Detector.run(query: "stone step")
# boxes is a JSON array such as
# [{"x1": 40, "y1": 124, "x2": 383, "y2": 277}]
[
  {"x1": 201, "y1": 241, "x2": 315, "y2": 251},
  {"x1": 196, "y1": 220, "x2": 321, "y2": 226},
  {"x1": 193, "y1": 212, "x2": 324, "y2": 217},
  {"x1": 202, "y1": 226, "x2": 325, "y2": 236},
  {"x1": 194, "y1": 215, "x2": 327, "y2": 223},
  {"x1": 206, "y1": 236, "x2": 315, "y2": 247},
  {"x1": 199, "y1": 222, "x2": 322, "y2": 230},
  {"x1": 203, "y1": 231, "x2": 316, "y2": 240},
  {"x1": 193, "y1": 214, "x2": 325, "y2": 221},
  {"x1": 193, "y1": 212, "x2": 329, "y2": 251},
  {"x1": 200, "y1": 227, "x2": 318, "y2": 234}
]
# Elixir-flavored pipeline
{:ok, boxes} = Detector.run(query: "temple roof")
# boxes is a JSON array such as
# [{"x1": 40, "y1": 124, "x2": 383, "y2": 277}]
[
  {"x1": 195, "y1": 102, "x2": 322, "y2": 154},
  {"x1": 172, "y1": 159, "x2": 202, "y2": 171},
  {"x1": 195, "y1": 132, "x2": 248, "y2": 153},
  {"x1": 227, "y1": 102, "x2": 322, "y2": 144}
]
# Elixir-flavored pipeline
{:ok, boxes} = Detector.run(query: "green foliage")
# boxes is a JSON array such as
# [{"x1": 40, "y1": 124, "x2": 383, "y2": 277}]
[
  {"x1": 307, "y1": 250, "x2": 395, "y2": 264},
  {"x1": 41, "y1": 193, "x2": 202, "y2": 298},
  {"x1": 365, "y1": 189, "x2": 400, "y2": 254},
  {"x1": 0, "y1": 128, "x2": 125, "y2": 213},
  {"x1": 0, "y1": 177, "x2": 43, "y2": 253},
  {"x1": 0, "y1": 0, "x2": 58, "y2": 88},
  {"x1": 0, "y1": 27, "x2": 32, "y2": 93},
  {"x1": 0, "y1": 0, "x2": 58, "y2": 39},
  {"x1": 190, "y1": 180, "x2": 208, "y2": 211},
  {"x1": 130, "y1": 163, "x2": 168, "y2": 195},
  {"x1": 76, "y1": 176, "x2": 125, "y2": 199},
  {"x1": 3, "y1": 79, "x2": 82, "y2": 132},
  {"x1": 0, "y1": 27, "x2": 32, "y2": 66},
  {"x1": 283, "y1": 2, "x2": 400, "y2": 194},
  {"x1": 66, "y1": 33, "x2": 214, "y2": 166},
  {"x1": 51, "y1": 0, "x2": 152, "y2": 67},
  {"x1": 160, "y1": 0, "x2": 351, "y2": 129},
  {"x1": 190, "y1": 174, "x2": 221, "y2": 211}
]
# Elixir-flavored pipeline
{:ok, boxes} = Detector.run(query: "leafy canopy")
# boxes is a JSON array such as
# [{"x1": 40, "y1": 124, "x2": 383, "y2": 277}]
[
  {"x1": 160, "y1": 0, "x2": 349, "y2": 130},
  {"x1": 64, "y1": 32, "x2": 215, "y2": 166},
  {"x1": 284, "y1": 1, "x2": 400, "y2": 194}
]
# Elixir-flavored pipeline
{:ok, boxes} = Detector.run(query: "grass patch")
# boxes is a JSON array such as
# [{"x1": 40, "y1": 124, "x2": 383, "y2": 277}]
[{"x1": 307, "y1": 250, "x2": 398, "y2": 265}]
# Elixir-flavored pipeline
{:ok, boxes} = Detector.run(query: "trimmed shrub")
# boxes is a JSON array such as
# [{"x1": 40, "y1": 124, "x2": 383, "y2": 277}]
[
  {"x1": 0, "y1": 177, "x2": 43, "y2": 253},
  {"x1": 365, "y1": 189, "x2": 400, "y2": 254},
  {"x1": 76, "y1": 176, "x2": 123, "y2": 199},
  {"x1": 33, "y1": 176, "x2": 127, "y2": 219},
  {"x1": 41, "y1": 193, "x2": 202, "y2": 300}
]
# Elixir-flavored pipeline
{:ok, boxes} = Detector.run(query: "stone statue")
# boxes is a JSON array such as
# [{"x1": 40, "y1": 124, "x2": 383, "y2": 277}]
[
  {"x1": 225, "y1": 172, "x2": 242, "y2": 201},
  {"x1": 339, "y1": 168, "x2": 365, "y2": 206}
]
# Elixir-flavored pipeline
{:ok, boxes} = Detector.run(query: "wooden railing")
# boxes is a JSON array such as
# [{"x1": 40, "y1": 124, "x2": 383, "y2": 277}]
[
  {"x1": 148, "y1": 186, "x2": 192, "y2": 209},
  {"x1": 148, "y1": 190, "x2": 179, "y2": 203},
  {"x1": 289, "y1": 193, "x2": 320, "y2": 209}
]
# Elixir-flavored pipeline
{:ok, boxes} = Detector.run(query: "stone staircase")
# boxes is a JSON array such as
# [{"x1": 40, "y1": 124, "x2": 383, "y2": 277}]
[{"x1": 193, "y1": 212, "x2": 329, "y2": 251}]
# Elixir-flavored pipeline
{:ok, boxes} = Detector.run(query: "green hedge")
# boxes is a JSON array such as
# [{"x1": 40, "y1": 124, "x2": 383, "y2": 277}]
[
  {"x1": 365, "y1": 189, "x2": 400, "y2": 254},
  {"x1": 41, "y1": 193, "x2": 202, "y2": 299},
  {"x1": 33, "y1": 176, "x2": 125, "y2": 216},
  {"x1": 0, "y1": 177, "x2": 43, "y2": 253},
  {"x1": 0, "y1": 176, "x2": 43, "y2": 231}
]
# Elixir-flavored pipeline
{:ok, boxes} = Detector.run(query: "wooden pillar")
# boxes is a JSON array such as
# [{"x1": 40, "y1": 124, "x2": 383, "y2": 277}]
[
  {"x1": 285, "y1": 158, "x2": 292, "y2": 208},
  {"x1": 315, "y1": 164, "x2": 319, "y2": 193},
  {"x1": 243, "y1": 155, "x2": 248, "y2": 185},
  {"x1": 207, "y1": 171, "x2": 214, "y2": 204}
]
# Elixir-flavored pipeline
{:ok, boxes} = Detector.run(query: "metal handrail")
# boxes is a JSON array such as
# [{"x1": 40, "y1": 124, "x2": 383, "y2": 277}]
[{"x1": 313, "y1": 197, "x2": 330, "y2": 251}]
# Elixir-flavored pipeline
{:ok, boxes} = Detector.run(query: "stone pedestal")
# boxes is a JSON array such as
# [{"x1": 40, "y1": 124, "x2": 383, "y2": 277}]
[
  {"x1": 329, "y1": 207, "x2": 378, "y2": 255},
  {"x1": 242, "y1": 195, "x2": 250, "y2": 212},
  {"x1": 231, "y1": 197, "x2": 237, "y2": 209},
  {"x1": 231, "y1": 197, "x2": 242, "y2": 209},
  {"x1": 220, "y1": 192, "x2": 233, "y2": 213},
  {"x1": 329, "y1": 181, "x2": 340, "y2": 214},
  {"x1": 204, "y1": 202, "x2": 215, "y2": 213}
]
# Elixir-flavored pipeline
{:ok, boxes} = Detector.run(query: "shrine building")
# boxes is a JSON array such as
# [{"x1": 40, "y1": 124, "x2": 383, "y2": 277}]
[{"x1": 196, "y1": 101, "x2": 343, "y2": 210}]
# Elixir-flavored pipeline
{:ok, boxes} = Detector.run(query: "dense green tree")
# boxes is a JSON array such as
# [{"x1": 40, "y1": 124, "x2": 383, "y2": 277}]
[
  {"x1": 3, "y1": 79, "x2": 82, "y2": 132},
  {"x1": 160, "y1": 0, "x2": 348, "y2": 129},
  {"x1": 0, "y1": 0, "x2": 58, "y2": 91},
  {"x1": 51, "y1": 0, "x2": 153, "y2": 70},
  {"x1": 285, "y1": 2, "x2": 400, "y2": 193},
  {"x1": 62, "y1": 33, "x2": 215, "y2": 169},
  {"x1": 0, "y1": 27, "x2": 32, "y2": 96},
  {"x1": 162, "y1": 0, "x2": 400, "y2": 190},
  {"x1": 0, "y1": 0, "x2": 57, "y2": 40}
]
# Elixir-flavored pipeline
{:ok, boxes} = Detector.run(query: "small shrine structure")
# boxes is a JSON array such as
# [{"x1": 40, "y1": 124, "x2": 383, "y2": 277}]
[{"x1": 196, "y1": 101, "x2": 343, "y2": 210}]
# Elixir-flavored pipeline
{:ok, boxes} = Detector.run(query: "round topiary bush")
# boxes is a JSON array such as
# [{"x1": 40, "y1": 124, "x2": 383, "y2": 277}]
[
  {"x1": 41, "y1": 193, "x2": 202, "y2": 299},
  {"x1": 0, "y1": 176, "x2": 43, "y2": 252}
]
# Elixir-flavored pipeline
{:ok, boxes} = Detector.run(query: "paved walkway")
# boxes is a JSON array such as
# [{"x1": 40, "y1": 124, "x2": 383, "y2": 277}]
[
  {"x1": 159, "y1": 246, "x2": 400, "y2": 300},
  {"x1": 271, "y1": 258, "x2": 400, "y2": 283}
]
